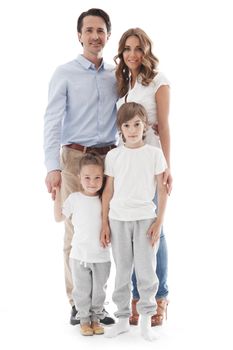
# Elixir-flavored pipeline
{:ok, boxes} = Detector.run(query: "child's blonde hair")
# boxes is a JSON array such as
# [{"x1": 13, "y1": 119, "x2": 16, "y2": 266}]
[
  {"x1": 79, "y1": 151, "x2": 104, "y2": 171},
  {"x1": 117, "y1": 102, "x2": 148, "y2": 142}
]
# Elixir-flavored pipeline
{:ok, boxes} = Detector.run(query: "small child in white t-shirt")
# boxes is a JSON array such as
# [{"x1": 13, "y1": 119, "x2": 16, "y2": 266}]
[
  {"x1": 53, "y1": 152, "x2": 111, "y2": 336},
  {"x1": 101, "y1": 102, "x2": 168, "y2": 341}
]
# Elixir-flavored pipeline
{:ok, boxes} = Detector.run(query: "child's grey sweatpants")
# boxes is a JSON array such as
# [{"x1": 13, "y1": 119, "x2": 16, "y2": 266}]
[
  {"x1": 109, "y1": 218, "x2": 159, "y2": 318},
  {"x1": 70, "y1": 258, "x2": 111, "y2": 324}
]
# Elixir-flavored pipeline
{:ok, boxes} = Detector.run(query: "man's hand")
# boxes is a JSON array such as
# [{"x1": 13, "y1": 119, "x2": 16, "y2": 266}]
[{"x1": 45, "y1": 170, "x2": 62, "y2": 200}]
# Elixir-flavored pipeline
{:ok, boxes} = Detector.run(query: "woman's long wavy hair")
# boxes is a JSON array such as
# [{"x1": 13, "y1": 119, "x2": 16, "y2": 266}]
[{"x1": 114, "y1": 28, "x2": 159, "y2": 98}]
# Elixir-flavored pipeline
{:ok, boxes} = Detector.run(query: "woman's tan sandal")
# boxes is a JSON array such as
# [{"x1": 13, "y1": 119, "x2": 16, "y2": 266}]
[
  {"x1": 151, "y1": 299, "x2": 169, "y2": 327},
  {"x1": 129, "y1": 299, "x2": 139, "y2": 326}
]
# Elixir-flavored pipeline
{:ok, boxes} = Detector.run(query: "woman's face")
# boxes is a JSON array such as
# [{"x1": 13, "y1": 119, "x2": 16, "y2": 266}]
[{"x1": 122, "y1": 35, "x2": 144, "y2": 74}]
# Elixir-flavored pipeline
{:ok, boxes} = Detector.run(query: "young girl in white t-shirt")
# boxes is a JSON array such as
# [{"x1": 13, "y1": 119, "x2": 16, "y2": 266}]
[
  {"x1": 101, "y1": 102, "x2": 168, "y2": 341},
  {"x1": 53, "y1": 152, "x2": 111, "y2": 337}
]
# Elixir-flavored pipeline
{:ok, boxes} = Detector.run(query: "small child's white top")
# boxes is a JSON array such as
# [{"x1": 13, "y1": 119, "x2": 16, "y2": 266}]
[
  {"x1": 105, "y1": 144, "x2": 167, "y2": 221},
  {"x1": 62, "y1": 192, "x2": 110, "y2": 263}
]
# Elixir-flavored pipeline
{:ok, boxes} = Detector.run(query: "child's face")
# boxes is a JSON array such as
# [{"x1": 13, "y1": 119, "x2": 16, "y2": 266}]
[
  {"x1": 79, "y1": 164, "x2": 103, "y2": 196},
  {"x1": 121, "y1": 115, "x2": 145, "y2": 148}
]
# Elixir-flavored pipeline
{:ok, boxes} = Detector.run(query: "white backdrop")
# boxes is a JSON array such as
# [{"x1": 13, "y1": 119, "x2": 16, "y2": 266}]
[{"x1": 0, "y1": 0, "x2": 233, "y2": 349}]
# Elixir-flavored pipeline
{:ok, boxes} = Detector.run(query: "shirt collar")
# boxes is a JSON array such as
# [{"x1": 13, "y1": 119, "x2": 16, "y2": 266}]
[{"x1": 76, "y1": 54, "x2": 105, "y2": 71}]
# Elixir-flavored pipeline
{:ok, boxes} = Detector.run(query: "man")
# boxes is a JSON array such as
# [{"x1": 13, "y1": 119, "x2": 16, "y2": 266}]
[{"x1": 44, "y1": 8, "x2": 117, "y2": 325}]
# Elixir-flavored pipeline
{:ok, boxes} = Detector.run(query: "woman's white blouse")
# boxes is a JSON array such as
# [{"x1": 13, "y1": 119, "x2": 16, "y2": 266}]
[{"x1": 116, "y1": 72, "x2": 170, "y2": 147}]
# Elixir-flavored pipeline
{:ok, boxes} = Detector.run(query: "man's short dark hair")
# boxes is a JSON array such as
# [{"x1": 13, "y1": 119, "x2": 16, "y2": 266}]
[{"x1": 77, "y1": 8, "x2": 111, "y2": 34}]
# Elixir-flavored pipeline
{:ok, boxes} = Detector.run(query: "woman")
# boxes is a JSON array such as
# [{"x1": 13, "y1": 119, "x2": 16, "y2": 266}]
[{"x1": 114, "y1": 28, "x2": 172, "y2": 326}]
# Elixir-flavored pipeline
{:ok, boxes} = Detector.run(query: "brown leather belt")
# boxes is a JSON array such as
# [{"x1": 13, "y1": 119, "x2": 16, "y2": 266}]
[{"x1": 66, "y1": 143, "x2": 116, "y2": 155}]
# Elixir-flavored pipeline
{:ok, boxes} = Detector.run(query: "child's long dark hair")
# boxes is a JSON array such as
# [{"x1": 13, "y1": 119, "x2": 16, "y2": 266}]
[{"x1": 79, "y1": 151, "x2": 105, "y2": 197}]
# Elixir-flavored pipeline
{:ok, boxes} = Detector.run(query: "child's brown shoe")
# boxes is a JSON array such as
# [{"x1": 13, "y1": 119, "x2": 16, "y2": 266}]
[
  {"x1": 80, "y1": 323, "x2": 94, "y2": 336},
  {"x1": 91, "y1": 321, "x2": 104, "y2": 335}
]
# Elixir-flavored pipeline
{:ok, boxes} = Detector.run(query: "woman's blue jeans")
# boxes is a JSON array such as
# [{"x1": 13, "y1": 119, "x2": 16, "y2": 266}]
[{"x1": 131, "y1": 194, "x2": 169, "y2": 300}]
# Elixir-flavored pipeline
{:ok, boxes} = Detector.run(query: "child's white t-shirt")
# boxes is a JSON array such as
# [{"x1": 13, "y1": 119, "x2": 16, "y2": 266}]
[
  {"x1": 104, "y1": 144, "x2": 167, "y2": 221},
  {"x1": 62, "y1": 192, "x2": 110, "y2": 263}
]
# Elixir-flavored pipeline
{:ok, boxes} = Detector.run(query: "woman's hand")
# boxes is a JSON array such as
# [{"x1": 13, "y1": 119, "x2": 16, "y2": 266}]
[
  {"x1": 152, "y1": 123, "x2": 159, "y2": 136},
  {"x1": 163, "y1": 168, "x2": 173, "y2": 195}
]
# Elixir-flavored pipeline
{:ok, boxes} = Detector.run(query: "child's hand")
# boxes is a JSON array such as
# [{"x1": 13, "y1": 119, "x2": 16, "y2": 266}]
[
  {"x1": 53, "y1": 186, "x2": 65, "y2": 222},
  {"x1": 52, "y1": 186, "x2": 60, "y2": 200},
  {"x1": 101, "y1": 223, "x2": 111, "y2": 248},
  {"x1": 147, "y1": 221, "x2": 161, "y2": 247}
]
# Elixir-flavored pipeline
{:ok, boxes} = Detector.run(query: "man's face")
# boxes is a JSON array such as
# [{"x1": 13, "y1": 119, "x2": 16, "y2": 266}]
[{"x1": 78, "y1": 16, "x2": 110, "y2": 59}]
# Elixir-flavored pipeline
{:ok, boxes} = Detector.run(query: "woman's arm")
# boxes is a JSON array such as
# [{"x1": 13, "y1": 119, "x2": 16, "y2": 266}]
[
  {"x1": 156, "y1": 85, "x2": 173, "y2": 194},
  {"x1": 156, "y1": 85, "x2": 170, "y2": 166}
]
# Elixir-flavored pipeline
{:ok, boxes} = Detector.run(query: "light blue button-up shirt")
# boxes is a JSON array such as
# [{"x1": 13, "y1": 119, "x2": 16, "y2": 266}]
[{"x1": 44, "y1": 55, "x2": 118, "y2": 172}]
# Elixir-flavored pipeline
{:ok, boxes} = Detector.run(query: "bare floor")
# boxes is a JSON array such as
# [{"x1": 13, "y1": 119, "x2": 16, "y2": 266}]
[
  {"x1": 0, "y1": 259, "x2": 232, "y2": 350},
  {"x1": 0, "y1": 297, "x2": 231, "y2": 350}
]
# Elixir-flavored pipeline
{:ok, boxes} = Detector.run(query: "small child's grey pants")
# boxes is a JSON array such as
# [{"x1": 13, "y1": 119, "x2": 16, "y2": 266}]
[
  {"x1": 109, "y1": 218, "x2": 159, "y2": 318},
  {"x1": 70, "y1": 258, "x2": 111, "y2": 324}
]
